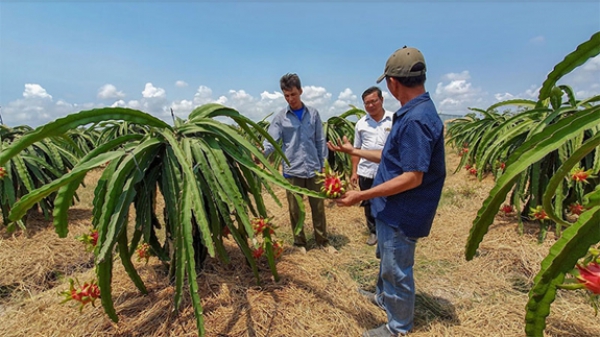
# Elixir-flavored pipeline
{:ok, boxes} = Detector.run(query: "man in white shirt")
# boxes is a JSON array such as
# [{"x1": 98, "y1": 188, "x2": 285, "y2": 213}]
[{"x1": 352, "y1": 86, "x2": 393, "y2": 246}]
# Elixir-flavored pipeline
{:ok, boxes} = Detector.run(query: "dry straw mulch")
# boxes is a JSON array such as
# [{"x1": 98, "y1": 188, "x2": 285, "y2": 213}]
[{"x1": 1, "y1": 152, "x2": 600, "y2": 337}]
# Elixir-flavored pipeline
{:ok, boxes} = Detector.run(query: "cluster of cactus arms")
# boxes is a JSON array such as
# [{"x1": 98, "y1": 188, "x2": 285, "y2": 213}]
[
  {"x1": 0, "y1": 103, "x2": 322, "y2": 336},
  {"x1": 0, "y1": 124, "x2": 83, "y2": 231},
  {"x1": 323, "y1": 106, "x2": 365, "y2": 180},
  {"x1": 460, "y1": 32, "x2": 600, "y2": 336}
]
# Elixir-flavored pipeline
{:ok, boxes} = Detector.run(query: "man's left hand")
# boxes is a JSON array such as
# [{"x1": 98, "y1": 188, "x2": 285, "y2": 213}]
[{"x1": 335, "y1": 190, "x2": 362, "y2": 207}]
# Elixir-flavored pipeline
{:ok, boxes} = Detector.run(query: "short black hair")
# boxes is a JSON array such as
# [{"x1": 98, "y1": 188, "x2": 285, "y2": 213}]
[
  {"x1": 280, "y1": 73, "x2": 302, "y2": 91},
  {"x1": 389, "y1": 62, "x2": 426, "y2": 88},
  {"x1": 361, "y1": 86, "x2": 383, "y2": 101}
]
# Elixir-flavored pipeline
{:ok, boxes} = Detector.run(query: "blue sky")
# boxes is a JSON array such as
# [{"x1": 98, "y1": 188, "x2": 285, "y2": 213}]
[{"x1": 1, "y1": 1, "x2": 599, "y2": 127}]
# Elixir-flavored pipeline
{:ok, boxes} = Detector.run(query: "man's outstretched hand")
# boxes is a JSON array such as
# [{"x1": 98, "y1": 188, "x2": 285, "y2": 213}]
[{"x1": 327, "y1": 135, "x2": 354, "y2": 154}]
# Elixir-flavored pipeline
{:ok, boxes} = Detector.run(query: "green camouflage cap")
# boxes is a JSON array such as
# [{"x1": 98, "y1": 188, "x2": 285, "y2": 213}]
[{"x1": 376, "y1": 46, "x2": 427, "y2": 83}]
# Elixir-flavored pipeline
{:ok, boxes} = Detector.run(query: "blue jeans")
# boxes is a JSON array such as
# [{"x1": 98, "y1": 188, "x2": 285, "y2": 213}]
[{"x1": 374, "y1": 219, "x2": 417, "y2": 335}]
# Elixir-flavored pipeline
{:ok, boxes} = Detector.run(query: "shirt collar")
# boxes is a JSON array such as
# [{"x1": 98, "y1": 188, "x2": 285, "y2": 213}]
[
  {"x1": 286, "y1": 104, "x2": 305, "y2": 114},
  {"x1": 394, "y1": 92, "x2": 431, "y2": 121},
  {"x1": 365, "y1": 110, "x2": 393, "y2": 123}
]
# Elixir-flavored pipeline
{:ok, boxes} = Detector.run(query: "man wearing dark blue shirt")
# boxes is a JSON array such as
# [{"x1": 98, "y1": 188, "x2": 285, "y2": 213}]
[{"x1": 328, "y1": 47, "x2": 446, "y2": 336}]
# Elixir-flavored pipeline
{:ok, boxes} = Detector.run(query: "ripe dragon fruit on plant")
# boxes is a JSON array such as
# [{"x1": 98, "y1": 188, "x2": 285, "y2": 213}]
[
  {"x1": 568, "y1": 202, "x2": 586, "y2": 216},
  {"x1": 316, "y1": 162, "x2": 347, "y2": 199},
  {"x1": 0, "y1": 167, "x2": 6, "y2": 180},
  {"x1": 252, "y1": 246, "x2": 264, "y2": 259},
  {"x1": 529, "y1": 206, "x2": 549, "y2": 221},
  {"x1": 500, "y1": 204, "x2": 514, "y2": 215},
  {"x1": 251, "y1": 217, "x2": 276, "y2": 236},
  {"x1": 252, "y1": 241, "x2": 284, "y2": 260},
  {"x1": 272, "y1": 241, "x2": 284, "y2": 259},
  {"x1": 570, "y1": 167, "x2": 597, "y2": 183},
  {"x1": 136, "y1": 243, "x2": 153, "y2": 264},
  {"x1": 60, "y1": 278, "x2": 101, "y2": 311},
  {"x1": 76, "y1": 228, "x2": 99, "y2": 252}
]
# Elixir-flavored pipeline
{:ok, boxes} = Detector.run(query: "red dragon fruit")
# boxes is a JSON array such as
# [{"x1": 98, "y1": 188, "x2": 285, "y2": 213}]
[
  {"x1": 136, "y1": 243, "x2": 153, "y2": 263},
  {"x1": 316, "y1": 162, "x2": 347, "y2": 199},
  {"x1": 252, "y1": 246, "x2": 264, "y2": 259},
  {"x1": 500, "y1": 204, "x2": 514, "y2": 215},
  {"x1": 570, "y1": 167, "x2": 596, "y2": 184},
  {"x1": 76, "y1": 228, "x2": 99, "y2": 252},
  {"x1": 272, "y1": 241, "x2": 284, "y2": 259},
  {"x1": 0, "y1": 167, "x2": 6, "y2": 180},
  {"x1": 60, "y1": 278, "x2": 101, "y2": 311},
  {"x1": 251, "y1": 217, "x2": 276, "y2": 236},
  {"x1": 568, "y1": 203, "x2": 585, "y2": 216}
]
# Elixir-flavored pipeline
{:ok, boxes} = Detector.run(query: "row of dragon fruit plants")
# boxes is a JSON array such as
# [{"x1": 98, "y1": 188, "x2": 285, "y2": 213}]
[
  {"x1": 448, "y1": 32, "x2": 600, "y2": 336},
  {"x1": 0, "y1": 103, "x2": 362, "y2": 336}
]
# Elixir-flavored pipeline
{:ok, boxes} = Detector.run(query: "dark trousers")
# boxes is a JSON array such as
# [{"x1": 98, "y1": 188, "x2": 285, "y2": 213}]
[
  {"x1": 285, "y1": 176, "x2": 329, "y2": 247},
  {"x1": 359, "y1": 175, "x2": 376, "y2": 234}
]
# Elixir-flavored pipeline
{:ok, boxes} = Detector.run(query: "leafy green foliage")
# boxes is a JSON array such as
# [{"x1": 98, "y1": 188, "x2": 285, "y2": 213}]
[
  {"x1": 1, "y1": 104, "x2": 323, "y2": 336},
  {"x1": 324, "y1": 106, "x2": 365, "y2": 179},
  {"x1": 459, "y1": 31, "x2": 600, "y2": 336},
  {"x1": 0, "y1": 124, "x2": 82, "y2": 230}
]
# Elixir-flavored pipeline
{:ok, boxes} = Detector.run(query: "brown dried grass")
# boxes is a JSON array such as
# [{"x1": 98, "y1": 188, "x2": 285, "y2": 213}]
[{"x1": 1, "y1": 152, "x2": 599, "y2": 337}]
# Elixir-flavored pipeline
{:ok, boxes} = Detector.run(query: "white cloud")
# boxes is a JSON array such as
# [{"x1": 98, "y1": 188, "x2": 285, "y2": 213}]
[
  {"x1": 338, "y1": 88, "x2": 355, "y2": 101},
  {"x1": 111, "y1": 99, "x2": 126, "y2": 107},
  {"x1": 127, "y1": 100, "x2": 142, "y2": 110},
  {"x1": 142, "y1": 82, "x2": 166, "y2": 99},
  {"x1": 175, "y1": 80, "x2": 188, "y2": 88},
  {"x1": 487, "y1": 56, "x2": 600, "y2": 107},
  {"x1": 2, "y1": 82, "x2": 329, "y2": 127},
  {"x1": 381, "y1": 91, "x2": 401, "y2": 113},
  {"x1": 440, "y1": 80, "x2": 473, "y2": 95},
  {"x1": 97, "y1": 84, "x2": 125, "y2": 99},
  {"x1": 216, "y1": 96, "x2": 228, "y2": 105},
  {"x1": 228, "y1": 89, "x2": 253, "y2": 104},
  {"x1": 491, "y1": 84, "x2": 539, "y2": 102},
  {"x1": 329, "y1": 88, "x2": 358, "y2": 114},
  {"x1": 300, "y1": 86, "x2": 333, "y2": 118},
  {"x1": 260, "y1": 91, "x2": 283, "y2": 100},
  {"x1": 494, "y1": 92, "x2": 515, "y2": 101},
  {"x1": 1, "y1": 84, "x2": 106, "y2": 126},
  {"x1": 170, "y1": 99, "x2": 194, "y2": 117},
  {"x1": 581, "y1": 55, "x2": 600, "y2": 72},
  {"x1": 523, "y1": 85, "x2": 540, "y2": 99},
  {"x1": 561, "y1": 55, "x2": 600, "y2": 98},
  {"x1": 433, "y1": 71, "x2": 483, "y2": 114},
  {"x1": 193, "y1": 85, "x2": 213, "y2": 105},
  {"x1": 23, "y1": 83, "x2": 52, "y2": 99},
  {"x1": 225, "y1": 89, "x2": 273, "y2": 121},
  {"x1": 442, "y1": 71, "x2": 471, "y2": 82}
]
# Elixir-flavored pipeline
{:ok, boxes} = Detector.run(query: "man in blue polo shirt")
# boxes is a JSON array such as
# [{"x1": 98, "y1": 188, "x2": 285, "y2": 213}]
[{"x1": 328, "y1": 46, "x2": 446, "y2": 336}]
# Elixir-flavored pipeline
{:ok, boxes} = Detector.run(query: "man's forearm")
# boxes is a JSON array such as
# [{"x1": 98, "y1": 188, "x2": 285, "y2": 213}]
[
  {"x1": 357, "y1": 171, "x2": 423, "y2": 200},
  {"x1": 350, "y1": 148, "x2": 382, "y2": 164},
  {"x1": 351, "y1": 154, "x2": 360, "y2": 175}
]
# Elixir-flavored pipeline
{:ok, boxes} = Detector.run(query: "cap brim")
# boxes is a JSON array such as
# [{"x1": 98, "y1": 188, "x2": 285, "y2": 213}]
[{"x1": 376, "y1": 73, "x2": 386, "y2": 84}]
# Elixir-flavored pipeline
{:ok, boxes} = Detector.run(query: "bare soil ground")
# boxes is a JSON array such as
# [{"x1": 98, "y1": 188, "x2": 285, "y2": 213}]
[{"x1": 1, "y1": 150, "x2": 599, "y2": 337}]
